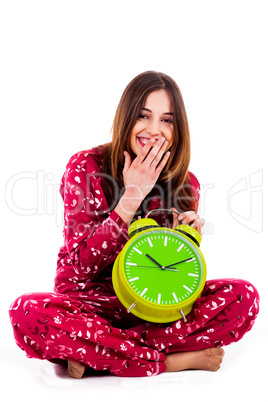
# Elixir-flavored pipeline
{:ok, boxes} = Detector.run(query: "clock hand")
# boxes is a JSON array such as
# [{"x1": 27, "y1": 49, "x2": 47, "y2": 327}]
[
  {"x1": 132, "y1": 265, "x2": 179, "y2": 271},
  {"x1": 145, "y1": 254, "x2": 165, "y2": 270},
  {"x1": 164, "y1": 257, "x2": 194, "y2": 269}
]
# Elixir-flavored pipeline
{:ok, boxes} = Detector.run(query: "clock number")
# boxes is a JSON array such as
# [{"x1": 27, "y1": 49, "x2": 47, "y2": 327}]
[
  {"x1": 133, "y1": 247, "x2": 142, "y2": 255},
  {"x1": 129, "y1": 277, "x2": 139, "y2": 282},
  {"x1": 147, "y1": 238, "x2": 153, "y2": 247},
  {"x1": 183, "y1": 285, "x2": 193, "y2": 293},
  {"x1": 140, "y1": 288, "x2": 148, "y2": 297},
  {"x1": 172, "y1": 292, "x2": 179, "y2": 303},
  {"x1": 177, "y1": 243, "x2": 184, "y2": 252}
]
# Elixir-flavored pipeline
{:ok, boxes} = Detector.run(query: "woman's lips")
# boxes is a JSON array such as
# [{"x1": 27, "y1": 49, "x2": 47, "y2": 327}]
[
  {"x1": 138, "y1": 137, "x2": 149, "y2": 146},
  {"x1": 137, "y1": 137, "x2": 159, "y2": 147}
]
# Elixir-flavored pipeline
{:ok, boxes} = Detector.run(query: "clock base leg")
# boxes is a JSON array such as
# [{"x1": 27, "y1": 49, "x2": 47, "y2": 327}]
[
  {"x1": 179, "y1": 309, "x2": 187, "y2": 322},
  {"x1": 127, "y1": 301, "x2": 137, "y2": 313}
]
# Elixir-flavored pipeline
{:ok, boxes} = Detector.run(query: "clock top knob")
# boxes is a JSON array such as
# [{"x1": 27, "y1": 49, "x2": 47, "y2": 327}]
[
  {"x1": 174, "y1": 224, "x2": 202, "y2": 247},
  {"x1": 128, "y1": 218, "x2": 159, "y2": 238}
]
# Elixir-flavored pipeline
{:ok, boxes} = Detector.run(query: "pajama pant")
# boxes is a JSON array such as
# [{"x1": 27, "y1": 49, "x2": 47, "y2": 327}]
[{"x1": 9, "y1": 278, "x2": 259, "y2": 377}]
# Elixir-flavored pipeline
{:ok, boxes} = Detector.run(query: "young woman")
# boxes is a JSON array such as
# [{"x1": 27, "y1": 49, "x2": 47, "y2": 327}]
[{"x1": 9, "y1": 71, "x2": 259, "y2": 378}]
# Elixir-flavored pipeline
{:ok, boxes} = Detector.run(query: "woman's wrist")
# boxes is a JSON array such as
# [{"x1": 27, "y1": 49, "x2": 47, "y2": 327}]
[{"x1": 114, "y1": 187, "x2": 143, "y2": 226}]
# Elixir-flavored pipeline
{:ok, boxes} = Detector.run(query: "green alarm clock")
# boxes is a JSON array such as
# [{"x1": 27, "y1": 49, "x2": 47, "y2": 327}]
[{"x1": 112, "y1": 209, "x2": 207, "y2": 323}]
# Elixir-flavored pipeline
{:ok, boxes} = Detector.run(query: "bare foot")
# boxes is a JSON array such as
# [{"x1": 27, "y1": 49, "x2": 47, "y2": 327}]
[
  {"x1": 165, "y1": 348, "x2": 225, "y2": 372},
  {"x1": 66, "y1": 360, "x2": 86, "y2": 379}
]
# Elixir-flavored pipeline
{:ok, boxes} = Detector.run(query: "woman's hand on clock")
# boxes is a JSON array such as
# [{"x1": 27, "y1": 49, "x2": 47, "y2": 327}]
[{"x1": 171, "y1": 208, "x2": 205, "y2": 235}]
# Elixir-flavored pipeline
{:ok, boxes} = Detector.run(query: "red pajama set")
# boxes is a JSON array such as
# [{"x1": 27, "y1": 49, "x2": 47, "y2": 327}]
[{"x1": 9, "y1": 147, "x2": 260, "y2": 377}]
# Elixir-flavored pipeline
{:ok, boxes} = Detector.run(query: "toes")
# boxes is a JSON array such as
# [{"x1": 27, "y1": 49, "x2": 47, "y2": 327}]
[
  {"x1": 215, "y1": 349, "x2": 225, "y2": 359},
  {"x1": 66, "y1": 361, "x2": 86, "y2": 379},
  {"x1": 209, "y1": 347, "x2": 225, "y2": 358},
  {"x1": 207, "y1": 348, "x2": 225, "y2": 371}
]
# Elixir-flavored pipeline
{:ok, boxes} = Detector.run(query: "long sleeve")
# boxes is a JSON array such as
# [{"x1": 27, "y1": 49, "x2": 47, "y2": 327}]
[
  {"x1": 60, "y1": 150, "x2": 129, "y2": 280},
  {"x1": 188, "y1": 171, "x2": 200, "y2": 211}
]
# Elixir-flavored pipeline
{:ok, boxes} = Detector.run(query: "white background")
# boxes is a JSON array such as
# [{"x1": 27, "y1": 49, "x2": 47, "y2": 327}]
[{"x1": 1, "y1": 1, "x2": 267, "y2": 401}]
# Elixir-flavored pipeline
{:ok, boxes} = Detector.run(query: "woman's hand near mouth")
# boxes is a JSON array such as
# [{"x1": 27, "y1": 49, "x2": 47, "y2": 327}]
[
  {"x1": 114, "y1": 138, "x2": 170, "y2": 225},
  {"x1": 123, "y1": 137, "x2": 170, "y2": 196}
]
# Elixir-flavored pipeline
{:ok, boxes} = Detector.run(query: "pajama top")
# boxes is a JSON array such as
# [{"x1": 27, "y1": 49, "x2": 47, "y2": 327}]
[{"x1": 54, "y1": 146, "x2": 200, "y2": 324}]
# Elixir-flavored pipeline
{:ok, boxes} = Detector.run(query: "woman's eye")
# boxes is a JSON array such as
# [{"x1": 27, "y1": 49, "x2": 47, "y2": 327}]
[
  {"x1": 138, "y1": 115, "x2": 173, "y2": 123},
  {"x1": 163, "y1": 118, "x2": 173, "y2": 124}
]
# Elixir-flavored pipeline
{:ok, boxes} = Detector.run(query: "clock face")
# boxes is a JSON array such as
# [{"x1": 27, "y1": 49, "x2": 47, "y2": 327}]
[{"x1": 123, "y1": 229, "x2": 204, "y2": 306}]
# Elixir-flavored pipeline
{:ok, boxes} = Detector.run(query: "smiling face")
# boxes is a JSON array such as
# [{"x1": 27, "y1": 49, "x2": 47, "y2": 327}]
[{"x1": 130, "y1": 89, "x2": 174, "y2": 156}]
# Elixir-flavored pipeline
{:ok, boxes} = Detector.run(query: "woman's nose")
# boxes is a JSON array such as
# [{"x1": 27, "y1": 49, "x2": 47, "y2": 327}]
[{"x1": 146, "y1": 119, "x2": 161, "y2": 135}]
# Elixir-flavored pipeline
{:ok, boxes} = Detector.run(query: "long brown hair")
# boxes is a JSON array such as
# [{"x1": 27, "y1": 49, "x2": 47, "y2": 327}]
[{"x1": 101, "y1": 71, "x2": 197, "y2": 213}]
